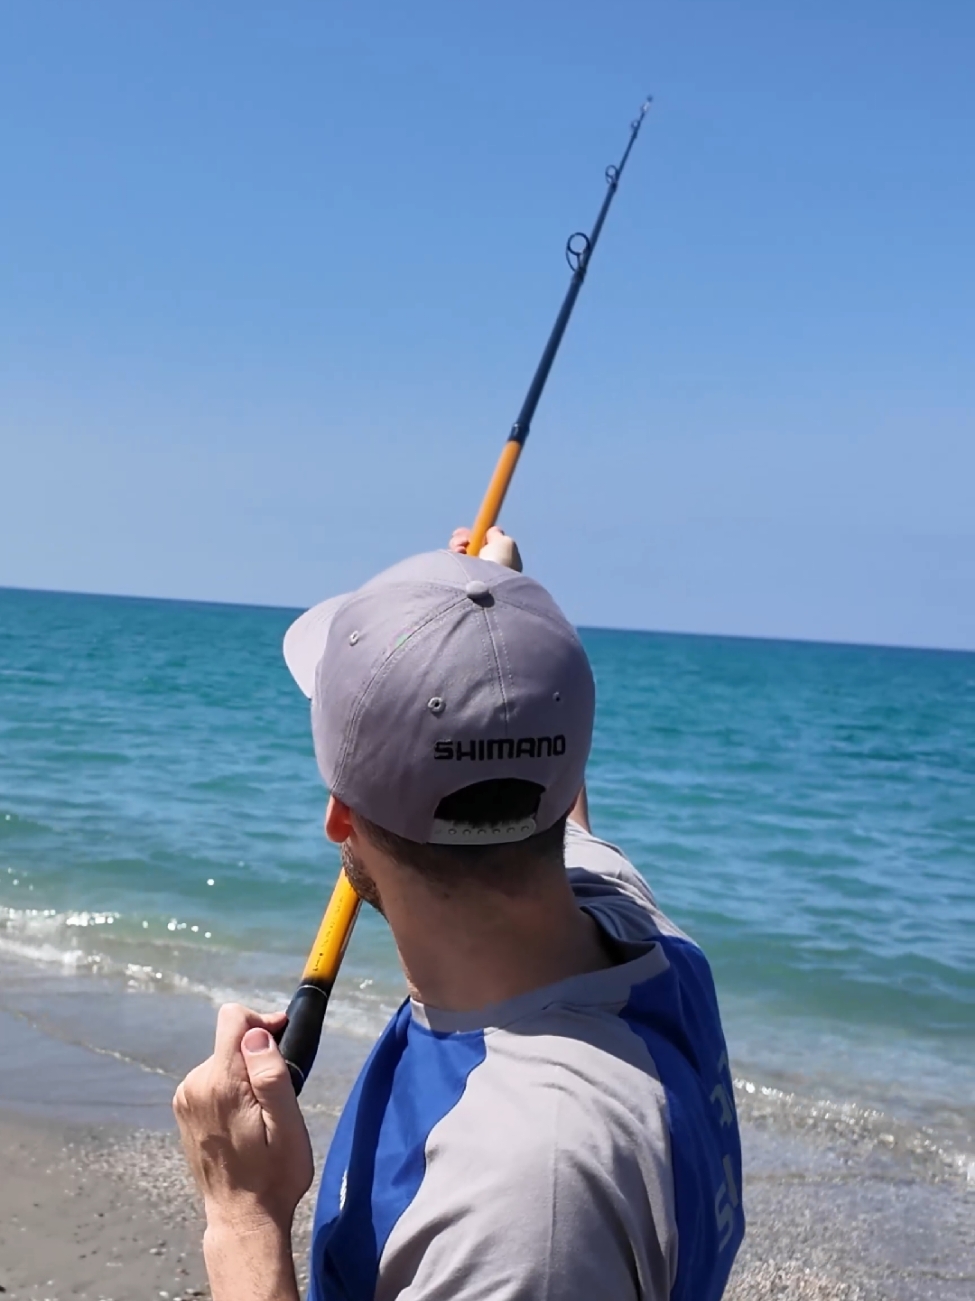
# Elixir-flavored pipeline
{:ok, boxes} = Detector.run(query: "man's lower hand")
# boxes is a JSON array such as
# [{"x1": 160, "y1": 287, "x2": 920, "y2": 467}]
[{"x1": 174, "y1": 1003, "x2": 314, "y2": 1300}]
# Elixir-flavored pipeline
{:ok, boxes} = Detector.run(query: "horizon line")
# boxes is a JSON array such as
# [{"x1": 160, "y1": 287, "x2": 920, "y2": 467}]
[{"x1": 2, "y1": 581, "x2": 973, "y2": 659}]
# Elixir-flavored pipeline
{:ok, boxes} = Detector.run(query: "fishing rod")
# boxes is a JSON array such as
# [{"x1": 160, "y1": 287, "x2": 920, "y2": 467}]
[{"x1": 279, "y1": 96, "x2": 653, "y2": 1094}]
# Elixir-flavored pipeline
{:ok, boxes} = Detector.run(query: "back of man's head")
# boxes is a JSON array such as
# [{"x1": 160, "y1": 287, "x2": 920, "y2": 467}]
[
  {"x1": 283, "y1": 549, "x2": 594, "y2": 892},
  {"x1": 356, "y1": 778, "x2": 568, "y2": 899}
]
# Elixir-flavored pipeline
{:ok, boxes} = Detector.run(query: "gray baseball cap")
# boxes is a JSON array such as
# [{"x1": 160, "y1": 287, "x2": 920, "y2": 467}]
[{"x1": 283, "y1": 550, "x2": 595, "y2": 845}]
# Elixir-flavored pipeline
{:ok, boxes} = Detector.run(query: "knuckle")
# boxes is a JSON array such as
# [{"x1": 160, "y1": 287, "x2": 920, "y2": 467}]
[
  {"x1": 173, "y1": 1062, "x2": 209, "y2": 1113},
  {"x1": 218, "y1": 1001, "x2": 261, "y2": 1034},
  {"x1": 173, "y1": 1076, "x2": 197, "y2": 1119}
]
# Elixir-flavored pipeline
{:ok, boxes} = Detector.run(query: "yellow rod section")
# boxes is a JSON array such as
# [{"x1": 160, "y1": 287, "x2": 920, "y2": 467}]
[
  {"x1": 300, "y1": 872, "x2": 361, "y2": 984},
  {"x1": 466, "y1": 439, "x2": 523, "y2": 558}
]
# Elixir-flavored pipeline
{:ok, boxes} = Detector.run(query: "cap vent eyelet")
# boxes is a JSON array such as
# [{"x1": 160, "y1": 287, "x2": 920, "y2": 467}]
[
  {"x1": 464, "y1": 579, "x2": 493, "y2": 606},
  {"x1": 349, "y1": 631, "x2": 360, "y2": 646},
  {"x1": 427, "y1": 696, "x2": 445, "y2": 715},
  {"x1": 553, "y1": 691, "x2": 562, "y2": 703}
]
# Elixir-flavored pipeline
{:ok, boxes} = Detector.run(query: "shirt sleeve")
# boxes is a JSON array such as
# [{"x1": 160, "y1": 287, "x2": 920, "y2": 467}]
[{"x1": 564, "y1": 821, "x2": 687, "y2": 947}]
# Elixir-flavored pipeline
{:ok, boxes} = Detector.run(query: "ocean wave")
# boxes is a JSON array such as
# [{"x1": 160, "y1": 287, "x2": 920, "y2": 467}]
[
  {"x1": 0, "y1": 810, "x2": 51, "y2": 836},
  {"x1": 732, "y1": 1072, "x2": 975, "y2": 1189},
  {"x1": 0, "y1": 902, "x2": 394, "y2": 1040},
  {"x1": 1, "y1": 910, "x2": 971, "y2": 1187}
]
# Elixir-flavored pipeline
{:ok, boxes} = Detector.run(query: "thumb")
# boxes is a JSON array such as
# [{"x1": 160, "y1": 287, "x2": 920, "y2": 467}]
[
  {"x1": 479, "y1": 531, "x2": 523, "y2": 572},
  {"x1": 241, "y1": 1027, "x2": 300, "y2": 1123}
]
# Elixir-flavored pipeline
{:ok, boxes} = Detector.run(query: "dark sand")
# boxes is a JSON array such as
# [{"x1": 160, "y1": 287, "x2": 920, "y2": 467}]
[{"x1": 1, "y1": 983, "x2": 972, "y2": 1301}]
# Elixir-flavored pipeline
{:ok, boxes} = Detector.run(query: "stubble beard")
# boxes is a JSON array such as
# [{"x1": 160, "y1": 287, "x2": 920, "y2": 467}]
[{"x1": 340, "y1": 840, "x2": 384, "y2": 915}]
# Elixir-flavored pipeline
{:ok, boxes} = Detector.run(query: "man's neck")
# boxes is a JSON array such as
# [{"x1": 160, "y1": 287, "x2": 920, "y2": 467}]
[{"x1": 378, "y1": 866, "x2": 616, "y2": 1014}]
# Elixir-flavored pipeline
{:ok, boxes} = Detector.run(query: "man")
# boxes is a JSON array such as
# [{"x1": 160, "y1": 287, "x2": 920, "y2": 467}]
[{"x1": 174, "y1": 528, "x2": 744, "y2": 1301}]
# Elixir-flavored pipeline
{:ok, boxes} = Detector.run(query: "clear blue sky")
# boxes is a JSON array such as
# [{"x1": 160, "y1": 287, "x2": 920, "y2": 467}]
[{"x1": 2, "y1": 1, "x2": 973, "y2": 648}]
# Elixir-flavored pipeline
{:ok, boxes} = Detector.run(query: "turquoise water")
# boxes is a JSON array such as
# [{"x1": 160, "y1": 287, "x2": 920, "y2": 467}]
[{"x1": 1, "y1": 586, "x2": 973, "y2": 1161}]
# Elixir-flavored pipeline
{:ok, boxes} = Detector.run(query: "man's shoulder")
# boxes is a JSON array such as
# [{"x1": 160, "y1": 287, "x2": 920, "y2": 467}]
[
  {"x1": 564, "y1": 821, "x2": 693, "y2": 946},
  {"x1": 374, "y1": 1015, "x2": 679, "y2": 1301},
  {"x1": 431, "y1": 1004, "x2": 674, "y2": 1149}
]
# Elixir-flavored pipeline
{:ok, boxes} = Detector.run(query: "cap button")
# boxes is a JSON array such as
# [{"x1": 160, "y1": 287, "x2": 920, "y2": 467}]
[{"x1": 465, "y1": 579, "x2": 490, "y2": 603}]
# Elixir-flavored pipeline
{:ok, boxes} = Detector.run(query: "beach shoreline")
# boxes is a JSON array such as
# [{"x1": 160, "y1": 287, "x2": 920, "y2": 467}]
[
  {"x1": 0, "y1": 986, "x2": 359, "y2": 1301},
  {"x1": 1, "y1": 976, "x2": 972, "y2": 1301}
]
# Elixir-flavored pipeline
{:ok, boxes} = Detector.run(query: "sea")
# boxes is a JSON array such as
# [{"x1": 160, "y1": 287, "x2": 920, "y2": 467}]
[{"x1": 1, "y1": 585, "x2": 974, "y2": 1291}]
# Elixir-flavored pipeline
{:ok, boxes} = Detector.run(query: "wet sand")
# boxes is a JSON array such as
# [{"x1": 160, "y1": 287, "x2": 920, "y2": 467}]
[
  {"x1": 1, "y1": 990, "x2": 972, "y2": 1301},
  {"x1": 0, "y1": 1113, "x2": 334, "y2": 1301},
  {"x1": 0, "y1": 1113, "x2": 205, "y2": 1301}
]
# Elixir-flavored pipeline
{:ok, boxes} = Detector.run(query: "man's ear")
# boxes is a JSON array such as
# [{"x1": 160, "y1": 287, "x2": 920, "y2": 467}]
[{"x1": 324, "y1": 794, "x2": 355, "y2": 844}]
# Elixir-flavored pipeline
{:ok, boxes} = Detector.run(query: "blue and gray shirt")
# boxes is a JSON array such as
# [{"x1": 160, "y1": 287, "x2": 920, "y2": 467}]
[{"x1": 309, "y1": 822, "x2": 744, "y2": 1300}]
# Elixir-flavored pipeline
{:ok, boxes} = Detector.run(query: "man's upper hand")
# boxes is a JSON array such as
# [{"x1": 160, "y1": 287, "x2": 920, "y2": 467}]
[
  {"x1": 449, "y1": 525, "x2": 523, "y2": 572},
  {"x1": 173, "y1": 1003, "x2": 314, "y2": 1236}
]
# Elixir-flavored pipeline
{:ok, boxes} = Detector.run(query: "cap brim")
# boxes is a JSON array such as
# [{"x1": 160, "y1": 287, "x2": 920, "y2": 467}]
[{"x1": 283, "y1": 594, "x2": 350, "y2": 699}]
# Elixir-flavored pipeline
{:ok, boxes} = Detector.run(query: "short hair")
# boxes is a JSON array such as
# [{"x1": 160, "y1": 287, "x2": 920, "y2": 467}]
[{"x1": 356, "y1": 779, "x2": 567, "y2": 897}]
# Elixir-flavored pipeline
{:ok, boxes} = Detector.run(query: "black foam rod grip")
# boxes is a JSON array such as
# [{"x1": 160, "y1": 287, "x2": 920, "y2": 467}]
[{"x1": 277, "y1": 982, "x2": 330, "y2": 1096}]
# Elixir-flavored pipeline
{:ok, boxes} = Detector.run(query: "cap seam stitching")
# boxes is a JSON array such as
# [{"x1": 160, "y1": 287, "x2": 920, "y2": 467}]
[
  {"x1": 492, "y1": 593, "x2": 583, "y2": 643},
  {"x1": 442, "y1": 549, "x2": 477, "y2": 582},
  {"x1": 437, "y1": 549, "x2": 513, "y2": 731},
  {"x1": 331, "y1": 596, "x2": 468, "y2": 786},
  {"x1": 480, "y1": 606, "x2": 510, "y2": 731}
]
